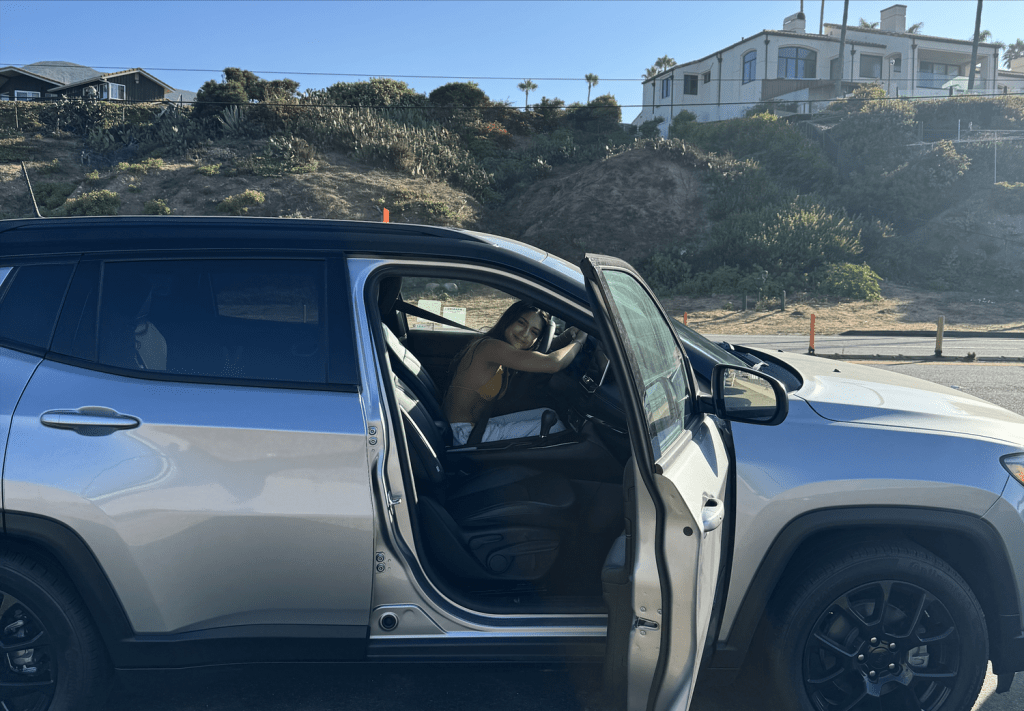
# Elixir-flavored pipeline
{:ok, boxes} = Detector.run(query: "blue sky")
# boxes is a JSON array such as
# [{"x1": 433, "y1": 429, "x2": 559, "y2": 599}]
[{"x1": 2, "y1": 1, "x2": 1020, "y2": 119}]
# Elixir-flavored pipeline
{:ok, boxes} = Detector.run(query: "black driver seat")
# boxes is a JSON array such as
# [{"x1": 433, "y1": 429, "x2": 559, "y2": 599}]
[{"x1": 394, "y1": 374, "x2": 575, "y2": 580}]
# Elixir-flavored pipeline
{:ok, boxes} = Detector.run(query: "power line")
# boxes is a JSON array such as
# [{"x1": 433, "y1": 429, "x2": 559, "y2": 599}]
[{"x1": 2, "y1": 61, "x2": 645, "y2": 82}]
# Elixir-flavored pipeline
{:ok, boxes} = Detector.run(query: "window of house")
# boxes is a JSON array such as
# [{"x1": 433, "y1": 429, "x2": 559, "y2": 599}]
[
  {"x1": 13, "y1": 91, "x2": 41, "y2": 101},
  {"x1": 683, "y1": 75, "x2": 698, "y2": 95},
  {"x1": 101, "y1": 83, "x2": 126, "y2": 100},
  {"x1": 920, "y1": 61, "x2": 961, "y2": 76},
  {"x1": 860, "y1": 55, "x2": 883, "y2": 79},
  {"x1": 661, "y1": 77, "x2": 671, "y2": 99},
  {"x1": 742, "y1": 51, "x2": 757, "y2": 84},
  {"x1": 702, "y1": 71, "x2": 711, "y2": 84},
  {"x1": 777, "y1": 47, "x2": 817, "y2": 79}
]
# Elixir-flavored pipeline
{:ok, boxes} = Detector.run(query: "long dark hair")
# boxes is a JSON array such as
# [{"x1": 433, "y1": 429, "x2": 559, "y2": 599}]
[{"x1": 446, "y1": 301, "x2": 551, "y2": 387}]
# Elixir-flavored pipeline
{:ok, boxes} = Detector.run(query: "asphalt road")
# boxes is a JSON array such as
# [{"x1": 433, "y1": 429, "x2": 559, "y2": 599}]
[{"x1": 105, "y1": 360, "x2": 1024, "y2": 711}]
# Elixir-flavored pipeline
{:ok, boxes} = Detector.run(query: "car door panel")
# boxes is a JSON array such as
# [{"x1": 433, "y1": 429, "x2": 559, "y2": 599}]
[
  {"x1": 5, "y1": 359, "x2": 373, "y2": 634},
  {"x1": 581, "y1": 254, "x2": 729, "y2": 711}
]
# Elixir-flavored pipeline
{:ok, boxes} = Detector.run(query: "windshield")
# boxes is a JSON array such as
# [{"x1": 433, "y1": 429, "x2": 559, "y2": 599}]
[{"x1": 671, "y1": 319, "x2": 746, "y2": 368}]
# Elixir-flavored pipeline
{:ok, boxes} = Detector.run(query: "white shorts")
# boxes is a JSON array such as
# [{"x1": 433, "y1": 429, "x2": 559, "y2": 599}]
[{"x1": 451, "y1": 407, "x2": 566, "y2": 446}]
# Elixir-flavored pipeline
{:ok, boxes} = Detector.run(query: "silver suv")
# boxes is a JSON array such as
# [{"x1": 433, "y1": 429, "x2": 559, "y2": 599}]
[{"x1": 0, "y1": 216, "x2": 1021, "y2": 711}]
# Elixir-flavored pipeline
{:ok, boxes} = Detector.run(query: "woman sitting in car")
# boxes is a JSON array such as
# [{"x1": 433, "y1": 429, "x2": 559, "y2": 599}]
[{"x1": 443, "y1": 301, "x2": 587, "y2": 445}]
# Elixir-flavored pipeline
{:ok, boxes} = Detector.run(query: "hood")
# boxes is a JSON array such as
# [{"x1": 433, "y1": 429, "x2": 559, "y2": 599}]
[{"x1": 762, "y1": 350, "x2": 1024, "y2": 446}]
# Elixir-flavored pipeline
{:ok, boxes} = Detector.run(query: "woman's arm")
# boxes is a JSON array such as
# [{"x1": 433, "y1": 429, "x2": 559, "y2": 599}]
[{"x1": 479, "y1": 331, "x2": 588, "y2": 374}]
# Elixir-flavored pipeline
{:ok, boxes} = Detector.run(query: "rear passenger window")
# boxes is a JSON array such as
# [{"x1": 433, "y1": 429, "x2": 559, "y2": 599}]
[
  {"x1": 0, "y1": 263, "x2": 75, "y2": 354},
  {"x1": 91, "y1": 260, "x2": 327, "y2": 385}
]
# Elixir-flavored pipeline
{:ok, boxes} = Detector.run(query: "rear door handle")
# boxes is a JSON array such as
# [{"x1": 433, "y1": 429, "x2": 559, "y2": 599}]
[
  {"x1": 702, "y1": 497, "x2": 724, "y2": 532},
  {"x1": 40, "y1": 407, "x2": 140, "y2": 434}
]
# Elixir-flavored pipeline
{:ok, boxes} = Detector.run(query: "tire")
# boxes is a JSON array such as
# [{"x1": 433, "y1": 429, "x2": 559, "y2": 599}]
[
  {"x1": 0, "y1": 551, "x2": 111, "y2": 711},
  {"x1": 768, "y1": 543, "x2": 987, "y2": 711}
]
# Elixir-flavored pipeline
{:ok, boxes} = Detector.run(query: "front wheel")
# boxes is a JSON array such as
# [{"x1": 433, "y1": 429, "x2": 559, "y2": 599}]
[
  {"x1": 0, "y1": 551, "x2": 110, "y2": 711},
  {"x1": 769, "y1": 543, "x2": 988, "y2": 711}
]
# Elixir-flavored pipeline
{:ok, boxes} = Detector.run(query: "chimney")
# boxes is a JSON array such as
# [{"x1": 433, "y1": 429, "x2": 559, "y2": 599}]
[
  {"x1": 880, "y1": 5, "x2": 907, "y2": 32},
  {"x1": 783, "y1": 11, "x2": 806, "y2": 33}
]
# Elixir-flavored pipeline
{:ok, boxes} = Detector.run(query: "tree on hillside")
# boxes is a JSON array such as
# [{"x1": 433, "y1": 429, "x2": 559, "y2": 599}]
[
  {"x1": 322, "y1": 78, "x2": 427, "y2": 108},
  {"x1": 1004, "y1": 39, "x2": 1024, "y2": 68},
  {"x1": 428, "y1": 81, "x2": 490, "y2": 108},
  {"x1": 971, "y1": 29, "x2": 1006, "y2": 50},
  {"x1": 585, "y1": 73, "x2": 599, "y2": 104},
  {"x1": 858, "y1": 18, "x2": 879, "y2": 29},
  {"x1": 194, "y1": 78, "x2": 250, "y2": 120},
  {"x1": 907, "y1": 22, "x2": 924, "y2": 34},
  {"x1": 223, "y1": 67, "x2": 299, "y2": 101},
  {"x1": 517, "y1": 79, "x2": 537, "y2": 109}
]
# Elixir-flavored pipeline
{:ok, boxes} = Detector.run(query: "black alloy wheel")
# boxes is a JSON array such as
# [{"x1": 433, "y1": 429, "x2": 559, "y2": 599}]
[
  {"x1": 0, "y1": 591, "x2": 56, "y2": 711},
  {"x1": 0, "y1": 552, "x2": 110, "y2": 711},
  {"x1": 770, "y1": 544, "x2": 988, "y2": 711}
]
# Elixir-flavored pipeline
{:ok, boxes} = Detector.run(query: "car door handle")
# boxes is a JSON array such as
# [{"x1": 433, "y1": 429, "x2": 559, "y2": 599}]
[
  {"x1": 40, "y1": 407, "x2": 140, "y2": 434},
  {"x1": 702, "y1": 498, "x2": 724, "y2": 532}
]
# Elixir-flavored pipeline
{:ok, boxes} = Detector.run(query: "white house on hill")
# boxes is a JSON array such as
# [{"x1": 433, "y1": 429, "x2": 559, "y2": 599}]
[{"x1": 634, "y1": 4, "x2": 1014, "y2": 133}]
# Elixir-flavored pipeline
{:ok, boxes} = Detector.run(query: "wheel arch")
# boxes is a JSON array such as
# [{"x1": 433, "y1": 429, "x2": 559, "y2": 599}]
[
  {"x1": 710, "y1": 507, "x2": 1022, "y2": 676},
  {"x1": 1, "y1": 511, "x2": 135, "y2": 665}
]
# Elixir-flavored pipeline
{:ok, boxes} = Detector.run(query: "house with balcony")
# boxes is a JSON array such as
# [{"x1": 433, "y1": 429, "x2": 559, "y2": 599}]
[{"x1": 633, "y1": 4, "x2": 1005, "y2": 132}]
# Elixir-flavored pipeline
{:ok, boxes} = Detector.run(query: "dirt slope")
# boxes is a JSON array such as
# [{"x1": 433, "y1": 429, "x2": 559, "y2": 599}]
[{"x1": 483, "y1": 147, "x2": 710, "y2": 264}]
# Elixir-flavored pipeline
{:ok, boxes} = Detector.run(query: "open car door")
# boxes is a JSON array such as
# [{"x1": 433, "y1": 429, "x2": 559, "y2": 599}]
[{"x1": 582, "y1": 255, "x2": 731, "y2": 711}]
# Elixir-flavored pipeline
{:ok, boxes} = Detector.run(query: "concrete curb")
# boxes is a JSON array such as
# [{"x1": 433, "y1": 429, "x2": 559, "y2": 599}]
[
  {"x1": 840, "y1": 330, "x2": 1024, "y2": 339},
  {"x1": 815, "y1": 353, "x2": 1024, "y2": 363}
]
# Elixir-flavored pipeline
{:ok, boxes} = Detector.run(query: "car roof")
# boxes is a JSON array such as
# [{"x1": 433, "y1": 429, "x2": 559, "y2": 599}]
[{"x1": 0, "y1": 216, "x2": 588, "y2": 301}]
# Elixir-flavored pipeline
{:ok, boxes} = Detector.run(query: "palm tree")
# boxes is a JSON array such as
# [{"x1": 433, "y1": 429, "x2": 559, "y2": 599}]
[
  {"x1": 642, "y1": 66, "x2": 658, "y2": 80},
  {"x1": 654, "y1": 55, "x2": 677, "y2": 71},
  {"x1": 1004, "y1": 38, "x2": 1024, "y2": 68},
  {"x1": 907, "y1": 22, "x2": 924, "y2": 34},
  {"x1": 584, "y1": 74, "x2": 599, "y2": 104},
  {"x1": 517, "y1": 79, "x2": 537, "y2": 109},
  {"x1": 968, "y1": 0, "x2": 983, "y2": 90},
  {"x1": 858, "y1": 18, "x2": 879, "y2": 29}
]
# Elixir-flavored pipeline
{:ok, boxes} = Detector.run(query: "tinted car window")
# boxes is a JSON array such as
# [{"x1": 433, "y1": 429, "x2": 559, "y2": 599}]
[
  {"x1": 88, "y1": 259, "x2": 328, "y2": 385},
  {"x1": 0, "y1": 263, "x2": 75, "y2": 354}
]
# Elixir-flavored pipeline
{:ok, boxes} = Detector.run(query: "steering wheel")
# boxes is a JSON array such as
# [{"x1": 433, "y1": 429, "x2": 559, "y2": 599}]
[{"x1": 538, "y1": 319, "x2": 556, "y2": 354}]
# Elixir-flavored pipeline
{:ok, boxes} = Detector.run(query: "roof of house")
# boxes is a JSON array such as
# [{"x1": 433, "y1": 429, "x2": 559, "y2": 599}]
[
  {"x1": 0, "y1": 65, "x2": 64, "y2": 88},
  {"x1": 20, "y1": 61, "x2": 101, "y2": 86},
  {"x1": 642, "y1": 30, "x2": 887, "y2": 84},
  {"x1": 56, "y1": 67, "x2": 174, "y2": 92},
  {"x1": 163, "y1": 89, "x2": 198, "y2": 103},
  {"x1": 822, "y1": 23, "x2": 1002, "y2": 49}
]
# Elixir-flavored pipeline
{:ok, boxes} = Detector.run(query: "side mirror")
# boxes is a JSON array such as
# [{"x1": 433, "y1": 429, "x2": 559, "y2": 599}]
[{"x1": 701, "y1": 364, "x2": 788, "y2": 426}]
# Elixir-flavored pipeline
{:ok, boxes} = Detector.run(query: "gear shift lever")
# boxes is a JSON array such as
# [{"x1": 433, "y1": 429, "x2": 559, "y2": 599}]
[{"x1": 540, "y1": 409, "x2": 557, "y2": 438}]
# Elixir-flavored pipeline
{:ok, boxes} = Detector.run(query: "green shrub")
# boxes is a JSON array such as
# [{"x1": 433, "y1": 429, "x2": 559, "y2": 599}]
[
  {"x1": 38, "y1": 158, "x2": 61, "y2": 174},
  {"x1": 428, "y1": 81, "x2": 490, "y2": 108},
  {"x1": 566, "y1": 94, "x2": 622, "y2": 134},
  {"x1": 815, "y1": 262, "x2": 883, "y2": 300},
  {"x1": 197, "y1": 163, "x2": 221, "y2": 176},
  {"x1": 60, "y1": 190, "x2": 120, "y2": 216},
  {"x1": 0, "y1": 138, "x2": 31, "y2": 163},
  {"x1": 35, "y1": 182, "x2": 76, "y2": 211},
  {"x1": 639, "y1": 118, "x2": 664, "y2": 139},
  {"x1": 993, "y1": 182, "x2": 1024, "y2": 213},
  {"x1": 143, "y1": 199, "x2": 172, "y2": 215},
  {"x1": 323, "y1": 77, "x2": 428, "y2": 108},
  {"x1": 684, "y1": 113, "x2": 836, "y2": 193},
  {"x1": 194, "y1": 78, "x2": 249, "y2": 121},
  {"x1": 667, "y1": 110, "x2": 697, "y2": 140},
  {"x1": 117, "y1": 157, "x2": 164, "y2": 174},
  {"x1": 85, "y1": 170, "x2": 101, "y2": 180},
  {"x1": 218, "y1": 189, "x2": 265, "y2": 215}
]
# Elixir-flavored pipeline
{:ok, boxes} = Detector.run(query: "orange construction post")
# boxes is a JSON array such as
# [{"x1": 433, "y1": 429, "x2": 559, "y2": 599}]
[
  {"x1": 683, "y1": 312, "x2": 688, "y2": 326},
  {"x1": 808, "y1": 313, "x2": 816, "y2": 355},
  {"x1": 382, "y1": 208, "x2": 389, "y2": 223}
]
